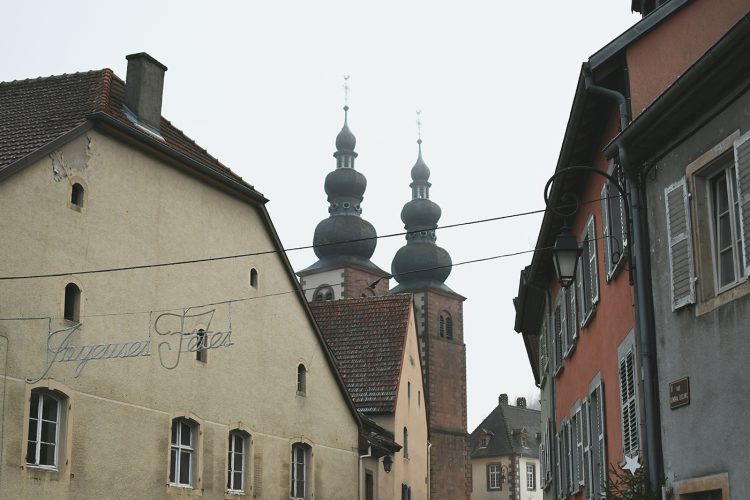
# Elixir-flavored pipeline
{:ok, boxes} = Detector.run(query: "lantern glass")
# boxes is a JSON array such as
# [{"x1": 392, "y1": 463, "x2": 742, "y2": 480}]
[{"x1": 553, "y1": 227, "x2": 581, "y2": 288}]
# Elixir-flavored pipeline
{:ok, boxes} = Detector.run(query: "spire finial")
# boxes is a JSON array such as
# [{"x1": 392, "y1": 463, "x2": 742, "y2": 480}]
[
  {"x1": 343, "y1": 75, "x2": 350, "y2": 111},
  {"x1": 416, "y1": 109, "x2": 423, "y2": 153}
]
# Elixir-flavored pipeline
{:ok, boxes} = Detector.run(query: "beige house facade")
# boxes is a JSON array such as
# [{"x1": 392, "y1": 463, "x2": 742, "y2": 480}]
[
  {"x1": 310, "y1": 295, "x2": 429, "y2": 500},
  {"x1": 0, "y1": 54, "x2": 364, "y2": 499}
]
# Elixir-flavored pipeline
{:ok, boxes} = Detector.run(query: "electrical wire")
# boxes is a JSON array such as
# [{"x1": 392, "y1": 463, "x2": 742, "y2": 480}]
[
  {"x1": 0, "y1": 245, "x2": 553, "y2": 321},
  {"x1": 0, "y1": 194, "x2": 617, "y2": 282}
]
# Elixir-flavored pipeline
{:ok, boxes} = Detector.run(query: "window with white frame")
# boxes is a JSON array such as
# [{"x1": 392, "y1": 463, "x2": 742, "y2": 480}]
[
  {"x1": 170, "y1": 418, "x2": 197, "y2": 488},
  {"x1": 710, "y1": 164, "x2": 744, "y2": 291},
  {"x1": 488, "y1": 463, "x2": 502, "y2": 490},
  {"x1": 227, "y1": 430, "x2": 248, "y2": 494},
  {"x1": 527, "y1": 463, "x2": 536, "y2": 490},
  {"x1": 26, "y1": 390, "x2": 65, "y2": 469},
  {"x1": 601, "y1": 178, "x2": 627, "y2": 280},
  {"x1": 576, "y1": 215, "x2": 600, "y2": 325},
  {"x1": 291, "y1": 443, "x2": 310, "y2": 500},
  {"x1": 667, "y1": 130, "x2": 750, "y2": 311},
  {"x1": 619, "y1": 349, "x2": 639, "y2": 458}
]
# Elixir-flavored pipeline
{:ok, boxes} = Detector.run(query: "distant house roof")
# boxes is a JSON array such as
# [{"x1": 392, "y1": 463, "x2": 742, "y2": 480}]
[
  {"x1": 309, "y1": 294, "x2": 413, "y2": 414},
  {"x1": 0, "y1": 69, "x2": 264, "y2": 202},
  {"x1": 470, "y1": 401, "x2": 541, "y2": 459}
]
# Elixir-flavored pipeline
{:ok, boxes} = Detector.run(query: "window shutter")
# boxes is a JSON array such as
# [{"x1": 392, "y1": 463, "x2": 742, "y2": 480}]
[
  {"x1": 601, "y1": 184, "x2": 612, "y2": 276},
  {"x1": 595, "y1": 384, "x2": 607, "y2": 495},
  {"x1": 559, "y1": 292, "x2": 568, "y2": 355},
  {"x1": 567, "y1": 286, "x2": 578, "y2": 344},
  {"x1": 734, "y1": 131, "x2": 750, "y2": 276},
  {"x1": 555, "y1": 432, "x2": 562, "y2": 495},
  {"x1": 588, "y1": 215, "x2": 600, "y2": 305},
  {"x1": 575, "y1": 407, "x2": 584, "y2": 487},
  {"x1": 582, "y1": 398, "x2": 591, "y2": 492},
  {"x1": 664, "y1": 178, "x2": 696, "y2": 309},
  {"x1": 576, "y1": 263, "x2": 585, "y2": 327},
  {"x1": 619, "y1": 350, "x2": 639, "y2": 457}
]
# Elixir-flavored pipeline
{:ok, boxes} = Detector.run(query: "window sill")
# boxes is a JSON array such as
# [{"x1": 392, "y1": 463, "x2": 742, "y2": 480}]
[
  {"x1": 563, "y1": 343, "x2": 576, "y2": 359},
  {"x1": 296, "y1": 391, "x2": 306, "y2": 397},
  {"x1": 579, "y1": 305, "x2": 596, "y2": 329},
  {"x1": 696, "y1": 278, "x2": 750, "y2": 316},
  {"x1": 24, "y1": 464, "x2": 59, "y2": 472}
]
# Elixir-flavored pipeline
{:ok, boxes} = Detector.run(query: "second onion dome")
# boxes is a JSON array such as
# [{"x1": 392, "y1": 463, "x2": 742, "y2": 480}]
[{"x1": 391, "y1": 139, "x2": 456, "y2": 293}]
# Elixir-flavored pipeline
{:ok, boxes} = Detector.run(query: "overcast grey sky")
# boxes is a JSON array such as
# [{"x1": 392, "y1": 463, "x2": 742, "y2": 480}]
[{"x1": 2, "y1": 1, "x2": 639, "y2": 429}]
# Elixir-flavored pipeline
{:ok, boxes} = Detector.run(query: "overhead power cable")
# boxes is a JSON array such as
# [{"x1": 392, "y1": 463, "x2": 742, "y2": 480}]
[{"x1": 0, "y1": 194, "x2": 617, "y2": 281}]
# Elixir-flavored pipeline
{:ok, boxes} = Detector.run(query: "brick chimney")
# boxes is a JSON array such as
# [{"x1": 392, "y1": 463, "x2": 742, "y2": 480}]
[
  {"x1": 124, "y1": 53, "x2": 167, "y2": 129},
  {"x1": 499, "y1": 393, "x2": 508, "y2": 405},
  {"x1": 516, "y1": 397, "x2": 526, "y2": 408}
]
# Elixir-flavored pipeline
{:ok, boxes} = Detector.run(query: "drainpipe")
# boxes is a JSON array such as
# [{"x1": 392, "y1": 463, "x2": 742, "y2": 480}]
[
  {"x1": 359, "y1": 446, "x2": 372, "y2": 500},
  {"x1": 582, "y1": 62, "x2": 661, "y2": 492}
]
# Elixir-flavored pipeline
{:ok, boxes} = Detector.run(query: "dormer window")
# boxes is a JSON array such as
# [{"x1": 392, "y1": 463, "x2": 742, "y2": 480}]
[{"x1": 479, "y1": 433, "x2": 491, "y2": 448}]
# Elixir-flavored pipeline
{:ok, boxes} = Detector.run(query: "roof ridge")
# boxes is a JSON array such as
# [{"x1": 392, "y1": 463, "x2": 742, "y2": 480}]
[{"x1": 0, "y1": 68, "x2": 108, "y2": 87}]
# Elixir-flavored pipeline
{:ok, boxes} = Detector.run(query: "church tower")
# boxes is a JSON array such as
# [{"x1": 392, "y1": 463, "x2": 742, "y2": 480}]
[
  {"x1": 297, "y1": 105, "x2": 390, "y2": 301},
  {"x1": 391, "y1": 138, "x2": 471, "y2": 500}
]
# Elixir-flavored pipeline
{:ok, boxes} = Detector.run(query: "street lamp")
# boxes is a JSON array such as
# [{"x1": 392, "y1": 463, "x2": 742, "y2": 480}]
[
  {"x1": 543, "y1": 165, "x2": 633, "y2": 287},
  {"x1": 553, "y1": 226, "x2": 582, "y2": 288}
]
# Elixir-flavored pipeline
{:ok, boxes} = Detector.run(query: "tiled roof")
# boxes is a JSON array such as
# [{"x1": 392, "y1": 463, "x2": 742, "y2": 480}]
[
  {"x1": 309, "y1": 294, "x2": 413, "y2": 414},
  {"x1": 0, "y1": 69, "x2": 253, "y2": 191},
  {"x1": 469, "y1": 402, "x2": 541, "y2": 459}
]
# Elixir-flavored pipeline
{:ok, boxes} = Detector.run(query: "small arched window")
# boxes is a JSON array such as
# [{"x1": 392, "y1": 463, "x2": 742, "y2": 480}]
[
  {"x1": 313, "y1": 285, "x2": 334, "y2": 302},
  {"x1": 64, "y1": 283, "x2": 81, "y2": 323},
  {"x1": 70, "y1": 183, "x2": 84, "y2": 208},
  {"x1": 250, "y1": 268, "x2": 258, "y2": 289},
  {"x1": 403, "y1": 427, "x2": 409, "y2": 458},
  {"x1": 297, "y1": 364, "x2": 307, "y2": 396},
  {"x1": 446, "y1": 315, "x2": 454, "y2": 340},
  {"x1": 196, "y1": 329, "x2": 207, "y2": 363},
  {"x1": 439, "y1": 315, "x2": 445, "y2": 337}
]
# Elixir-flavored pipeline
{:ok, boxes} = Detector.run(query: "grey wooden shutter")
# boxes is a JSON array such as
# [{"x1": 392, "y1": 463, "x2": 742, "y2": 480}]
[
  {"x1": 734, "y1": 131, "x2": 750, "y2": 276},
  {"x1": 582, "y1": 398, "x2": 591, "y2": 491},
  {"x1": 588, "y1": 215, "x2": 600, "y2": 305},
  {"x1": 567, "y1": 286, "x2": 578, "y2": 344},
  {"x1": 619, "y1": 350, "x2": 638, "y2": 457},
  {"x1": 601, "y1": 184, "x2": 612, "y2": 277},
  {"x1": 559, "y1": 292, "x2": 568, "y2": 356},
  {"x1": 664, "y1": 179, "x2": 696, "y2": 309},
  {"x1": 576, "y1": 262, "x2": 585, "y2": 326}
]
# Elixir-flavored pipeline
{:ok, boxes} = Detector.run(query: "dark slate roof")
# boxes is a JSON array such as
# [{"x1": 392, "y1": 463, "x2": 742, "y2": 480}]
[
  {"x1": 469, "y1": 402, "x2": 541, "y2": 459},
  {"x1": 0, "y1": 69, "x2": 257, "y2": 195},
  {"x1": 309, "y1": 294, "x2": 413, "y2": 414}
]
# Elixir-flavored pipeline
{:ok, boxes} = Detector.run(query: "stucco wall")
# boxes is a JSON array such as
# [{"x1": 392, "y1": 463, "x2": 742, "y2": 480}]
[
  {"x1": 0, "y1": 131, "x2": 360, "y2": 499},
  {"x1": 626, "y1": 0, "x2": 750, "y2": 117},
  {"x1": 644, "y1": 88, "x2": 750, "y2": 499}
]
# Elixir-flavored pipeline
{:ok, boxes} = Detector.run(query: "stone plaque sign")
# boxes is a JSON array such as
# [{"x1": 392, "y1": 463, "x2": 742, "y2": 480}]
[{"x1": 669, "y1": 377, "x2": 690, "y2": 409}]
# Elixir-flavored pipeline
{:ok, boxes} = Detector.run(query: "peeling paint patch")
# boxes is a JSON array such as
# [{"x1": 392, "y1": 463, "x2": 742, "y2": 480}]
[{"x1": 49, "y1": 134, "x2": 92, "y2": 182}]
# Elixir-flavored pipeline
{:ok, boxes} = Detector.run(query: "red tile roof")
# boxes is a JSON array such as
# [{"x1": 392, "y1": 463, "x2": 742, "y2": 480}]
[
  {"x1": 0, "y1": 69, "x2": 254, "y2": 192},
  {"x1": 309, "y1": 294, "x2": 413, "y2": 414}
]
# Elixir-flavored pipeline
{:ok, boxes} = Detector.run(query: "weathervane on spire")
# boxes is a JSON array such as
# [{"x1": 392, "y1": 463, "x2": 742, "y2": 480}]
[
  {"x1": 343, "y1": 75, "x2": 351, "y2": 109},
  {"x1": 416, "y1": 109, "x2": 423, "y2": 145}
]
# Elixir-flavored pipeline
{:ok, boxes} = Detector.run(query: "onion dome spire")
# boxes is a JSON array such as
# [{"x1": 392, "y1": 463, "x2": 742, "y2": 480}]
[
  {"x1": 391, "y1": 127, "x2": 455, "y2": 294},
  {"x1": 298, "y1": 93, "x2": 387, "y2": 277}
]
